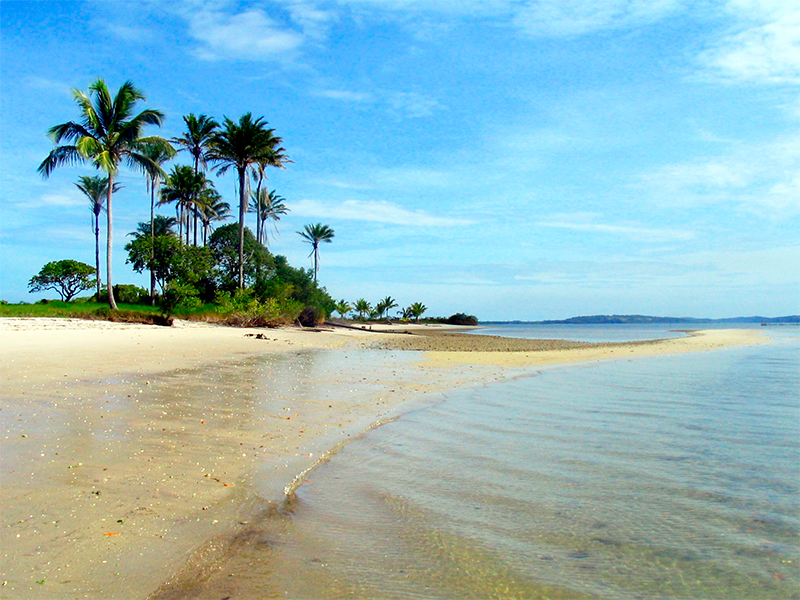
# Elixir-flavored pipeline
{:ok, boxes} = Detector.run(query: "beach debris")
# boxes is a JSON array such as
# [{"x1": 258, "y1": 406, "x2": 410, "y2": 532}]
[
  {"x1": 103, "y1": 532, "x2": 120, "y2": 537},
  {"x1": 222, "y1": 483, "x2": 235, "y2": 487}
]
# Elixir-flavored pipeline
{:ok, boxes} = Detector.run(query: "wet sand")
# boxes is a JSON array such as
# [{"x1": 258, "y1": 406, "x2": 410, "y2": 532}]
[{"x1": 0, "y1": 319, "x2": 764, "y2": 598}]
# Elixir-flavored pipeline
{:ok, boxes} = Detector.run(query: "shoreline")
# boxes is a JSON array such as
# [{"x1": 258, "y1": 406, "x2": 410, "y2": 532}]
[{"x1": 0, "y1": 318, "x2": 766, "y2": 598}]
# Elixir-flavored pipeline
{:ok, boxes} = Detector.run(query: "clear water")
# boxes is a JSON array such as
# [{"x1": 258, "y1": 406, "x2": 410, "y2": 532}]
[
  {"x1": 254, "y1": 329, "x2": 800, "y2": 599},
  {"x1": 470, "y1": 322, "x2": 770, "y2": 343},
  {"x1": 179, "y1": 328, "x2": 799, "y2": 599}
]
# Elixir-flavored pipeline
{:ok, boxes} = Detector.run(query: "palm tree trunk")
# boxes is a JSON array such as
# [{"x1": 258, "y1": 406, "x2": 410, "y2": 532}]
[
  {"x1": 238, "y1": 168, "x2": 246, "y2": 289},
  {"x1": 94, "y1": 213, "x2": 101, "y2": 300},
  {"x1": 150, "y1": 180, "x2": 156, "y2": 305},
  {"x1": 106, "y1": 173, "x2": 118, "y2": 310}
]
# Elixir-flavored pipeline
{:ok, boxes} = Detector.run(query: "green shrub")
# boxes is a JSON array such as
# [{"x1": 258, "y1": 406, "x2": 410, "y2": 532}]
[
  {"x1": 446, "y1": 313, "x2": 479, "y2": 326},
  {"x1": 113, "y1": 284, "x2": 149, "y2": 304}
]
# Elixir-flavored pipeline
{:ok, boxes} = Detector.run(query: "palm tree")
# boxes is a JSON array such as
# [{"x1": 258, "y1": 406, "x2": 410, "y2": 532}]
[
  {"x1": 297, "y1": 223, "x2": 334, "y2": 282},
  {"x1": 249, "y1": 189, "x2": 289, "y2": 247},
  {"x1": 408, "y1": 302, "x2": 428, "y2": 322},
  {"x1": 249, "y1": 134, "x2": 290, "y2": 237},
  {"x1": 196, "y1": 188, "x2": 229, "y2": 246},
  {"x1": 354, "y1": 298, "x2": 371, "y2": 320},
  {"x1": 74, "y1": 175, "x2": 120, "y2": 300},
  {"x1": 208, "y1": 113, "x2": 286, "y2": 288},
  {"x1": 334, "y1": 299, "x2": 352, "y2": 319},
  {"x1": 141, "y1": 143, "x2": 175, "y2": 303},
  {"x1": 158, "y1": 165, "x2": 207, "y2": 244},
  {"x1": 134, "y1": 214, "x2": 177, "y2": 237},
  {"x1": 38, "y1": 79, "x2": 170, "y2": 309},
  {"x1": 172, "y1": 114, "x2": 218, "y2": 245},
  {"x1": 374, "y1": 296, "x2": 398, "y2": 321}
]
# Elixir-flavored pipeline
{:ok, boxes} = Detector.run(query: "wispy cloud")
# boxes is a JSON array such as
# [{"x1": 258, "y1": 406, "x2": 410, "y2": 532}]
[
  {"x1": 512, "y1": 0, "x2": 683, "y2": 37},
  {"x1": 386, "y1": 90, "x2": 443, "y2": 117},
  {"x1": 698, "y1": 1, "x2": 800, "y2": 84},
  {"x1": 314, "y1": 89, "x2": 375, "y2": 103},
  {"x1": 536, "y1": 214, "x2": 694, "y2": 242},
  {"x1": 183, "y1": 5, "x2": 305, "y2": 62},
  {"x1": 10, "y1": 190, "x2": 85, "y2": 210},
  {"x1": 291, "y1": 199, "x2": 474, "y2": 226},
  {"x1": 638, "y1": 133, "x2": 800, "y2": 213}
]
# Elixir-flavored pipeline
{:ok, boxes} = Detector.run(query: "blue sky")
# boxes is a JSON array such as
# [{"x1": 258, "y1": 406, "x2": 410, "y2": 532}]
[{"x1": 2, "y1": 0, "x2": 798, "y2": 320}]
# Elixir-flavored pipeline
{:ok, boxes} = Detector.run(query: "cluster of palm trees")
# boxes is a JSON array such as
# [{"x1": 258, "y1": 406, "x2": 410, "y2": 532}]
[
  {"x1": 39, "y1": 78, "x2": 333, "y2": 310},
  {"x1": 334, "y1": 297, "x2": 428, "y2": 322}
]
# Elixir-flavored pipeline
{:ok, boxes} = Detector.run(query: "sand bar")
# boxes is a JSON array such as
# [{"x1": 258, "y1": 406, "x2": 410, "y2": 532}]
[{"x1": 0, "y1": 319, "x2": 765, "y2": 598}]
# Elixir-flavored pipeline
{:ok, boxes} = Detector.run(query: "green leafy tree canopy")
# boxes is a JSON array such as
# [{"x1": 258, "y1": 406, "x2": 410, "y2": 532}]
[{"x1": 28, "y1": 260, "x2": 96, "y2": 302}]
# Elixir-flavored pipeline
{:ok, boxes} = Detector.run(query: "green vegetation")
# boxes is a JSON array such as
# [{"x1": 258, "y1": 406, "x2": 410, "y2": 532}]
[
  {"x1": 39, "y1": 79, "x2": 172, "y2": 310},
  {"x1": 29, "y1": 77, "x2": 477, "y2": 329},
  {"x1": 297, "y1": 223, "x2": 335, "y2": 282},
  {"x1": 28, "y1": 260, "x2": 97, "y2": 302}
]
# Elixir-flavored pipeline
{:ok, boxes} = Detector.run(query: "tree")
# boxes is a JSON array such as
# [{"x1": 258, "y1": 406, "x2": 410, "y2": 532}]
[
  {"x1": 28, "y1": 260, "x2": 96, "y2": 302},
  {"x1": 208, "y1": 113, "x2": 287, "y2": 289},
  {"x1": 172, "y1": 114, "x2": 219, "y2": 245},
  {"x1": 375, "y1": 296, "x2": 398, "y2": 320},
  {"x1": 197, "y1": 190, "x2": 230, "y2": 246},
  {"x1": 334, "y1": 299, "x2": 352, "y2": 319},
  {"x1": 74, "y1": 175, "x2": 120, "y2": 300},
  {"x1": 209, "y1": 223, "x2": 274, "y2": 292},
  {"x1": 249, "y1": 189, "x2": 288, "y2": 247},
  {"x1": 158, "y1": 165, "x2": 208, "y2": 244},
  {"x1": 354, "y1": 298, "x2": 371, "y2": 320},
  {"x1": 408, "y1": 301, "x2": 428, "y2": 322},
  {"x1": 141, "y1": 142, "x2": 176, "y2": 303},
  {"x1": 126, "y1": 221, "x2": 214, "y2": 299},
  {"x1": 297, "y1": 223, "x2": 334, "y2": 282},
  {"x1": 249, "y1": 134, "x2": 290, "y2": 239},
  {"x1": 38, "y1": 79, "x2": 170, "y2": 310}
]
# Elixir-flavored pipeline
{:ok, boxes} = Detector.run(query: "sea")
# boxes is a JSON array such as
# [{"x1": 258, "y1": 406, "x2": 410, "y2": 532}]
[{"x1": 200, "y1": 324, "x2": 800, "y2": 599}]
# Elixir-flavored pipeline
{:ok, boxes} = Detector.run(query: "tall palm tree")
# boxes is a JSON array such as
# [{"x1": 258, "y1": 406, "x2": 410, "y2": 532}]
[
  {"x1": 208, "y1": 113, "x2": 287, "y2": 288},
  {"x1": 249, "y1": 134, "x2": 290, "y2": 236},
  {"x1": 297, "y1": 223, "x2": 334, "y2": 282},
  {"x1": 38, "y1": 79, "x2": 170, "y2": 309},
  {"x1": 158, "y1": 165, "x2": 207, "y2": 244},
  {"x1": 249, "y1": 189, "x2": 289, "y2": 247},
  {"x1": 141, "y1": 143, "x2": 175, "y2": 303},
  {"x1": 172, "y1": 114, "x2": 218, "y2": 245},
  {"x1": 74, "y1": 175, "x2": 120, "y2": 300},
  {"x1": 196, "y1": 188, "x2": 229, "y2": 246}
]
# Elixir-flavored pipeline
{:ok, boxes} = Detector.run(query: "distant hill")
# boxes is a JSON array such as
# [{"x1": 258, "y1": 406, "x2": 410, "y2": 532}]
[{"x1": 487, "y1": 315, "x2": 800, "y2": 325}]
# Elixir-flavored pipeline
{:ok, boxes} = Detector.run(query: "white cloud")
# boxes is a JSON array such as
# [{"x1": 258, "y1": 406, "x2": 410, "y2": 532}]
[
  {"x1": 536, "y1": 215, "x2": 695, "y2": 242},
  {"x1": 288, "y1": 2, "x2": 336, "y2": 39},
  {"x1": 11, "y1": 190, "x2": 86, "y2": 210},
  {"x1": 386, "y1": 91, "x2": 444, "y2": 118},
  {"x1": 185, "y1": 6, "x2": 305, "y2": 61},
  {"x1": 291, "y1": 199, "x2": 474, "y2": 226},
  {"x1": 638, "y1": 133, "x2": 800, "y2": 213},
  {"x1": 314, "y1": 89, "x2": 375, "y2": 102},
  {"x1": 699, "y1": 2, "x2": 800, "y2": 84},
  {"x1": 513, "y1": 0, "x2": 683, "y2": 37}
]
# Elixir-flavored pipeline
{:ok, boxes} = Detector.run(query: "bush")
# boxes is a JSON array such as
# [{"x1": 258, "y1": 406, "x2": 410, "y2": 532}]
[
  {"x1": 113, "y1": 284, "x2": 149, "y2": 304},
  {"x1": 446, "y1": 313, "x2": 479, "y2": 326},
  {"x1": 160, "y1": 283, "x2": 201, "y2": 316}
]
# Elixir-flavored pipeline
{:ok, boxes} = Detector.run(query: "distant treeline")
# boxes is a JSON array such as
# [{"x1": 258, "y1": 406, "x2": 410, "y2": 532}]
[{"x1": 487, "y1": 315, "x2": 800, "y2": 325}]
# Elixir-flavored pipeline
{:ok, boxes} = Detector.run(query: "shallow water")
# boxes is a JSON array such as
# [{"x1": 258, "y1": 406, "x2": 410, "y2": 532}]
[{"x1": 215, "y1": 329, "x2": 800, "y2": 600}]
